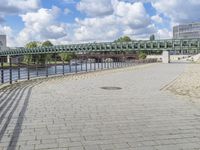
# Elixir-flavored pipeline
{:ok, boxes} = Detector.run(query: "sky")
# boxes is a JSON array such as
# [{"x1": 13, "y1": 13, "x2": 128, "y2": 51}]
[{"x1": 0, "y1": 0, "x2": 200, "y2": 47}]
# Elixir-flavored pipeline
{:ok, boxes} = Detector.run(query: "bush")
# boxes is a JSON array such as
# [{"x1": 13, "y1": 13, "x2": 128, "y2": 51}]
[{"x1": 139, "y1": 52, "x2": 147, "y2": 60}]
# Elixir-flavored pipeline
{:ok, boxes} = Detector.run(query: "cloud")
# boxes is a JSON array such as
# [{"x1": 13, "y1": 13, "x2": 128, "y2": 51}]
[
  {"x1": 156, "y1": 28, "x2": 172, "y2": 39},
  {"x1": 74, "y1": 1, "x2": 155, "y2": 42},
  {"x1": 0, "y1": 25, "x2": 16, "y2": 47},
  {"x1": 114, "y1": 1, "x2": 151, "y2": 29},
  {"x1": 151, "y1": 0, "x2": 200, "y2": 24},
  {"x1": 77, "y1": 0, "x2": 114, "y2": 17},
  {"x1": 151, "y1": 14, "x2": 163, "y2": 24},
  {"x1": 16, "y1": 6, "x2": 68, "y2": 46},
  {"x1": 4, "y1": 0, "x2": 191, "y2": 46},
  {"x1": 0, "y1": 0, "x2": 40, "y2": 15},
  {"x1": 74, "y1": 15, "x2": 119, "y2": 41}
]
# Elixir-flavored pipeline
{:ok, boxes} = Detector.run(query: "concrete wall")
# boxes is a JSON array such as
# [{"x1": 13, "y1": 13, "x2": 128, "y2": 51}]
[{"x1": 147, "y1": 54, "x2": 192, "y2": 62}]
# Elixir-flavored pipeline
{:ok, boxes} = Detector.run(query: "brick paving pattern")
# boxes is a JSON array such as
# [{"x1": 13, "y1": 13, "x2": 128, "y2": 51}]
[{"x1": 1, "y1": 63, "x2": 200, "y2": 150}]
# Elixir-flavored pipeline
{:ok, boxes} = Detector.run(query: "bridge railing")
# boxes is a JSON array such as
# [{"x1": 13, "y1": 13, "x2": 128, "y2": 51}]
[{"x1": 0, "y1": 54, "x2": 157, "y2": 85}]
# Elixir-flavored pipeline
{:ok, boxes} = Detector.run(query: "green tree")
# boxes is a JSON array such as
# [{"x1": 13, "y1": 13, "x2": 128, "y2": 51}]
[
  {"x1": 41, "y1": 40, "x2": 53, "y2": 63},
  {"x1": 58, "y1": 53, "x2": 74, "y2": 62},
  {"x1": 115, "y1": 36, "x2": 132, "y2": 42},
  {"x1": 42, "y1": 40, "x2": 53, "y2": 47},
  {"x1": 26, "y1": 41, "x2": 38, "y2": 48},
  {"x1": 138, "y1": 52, "x2": 147, "y2": 60},
  {"x1": 23, "y1": 41, "x2": 38, "y2": 64}
]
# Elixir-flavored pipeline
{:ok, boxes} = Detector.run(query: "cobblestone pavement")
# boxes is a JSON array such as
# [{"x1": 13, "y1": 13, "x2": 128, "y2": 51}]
[{"x1": 1, "y1": 63, "x2": 200, "y2": 150}]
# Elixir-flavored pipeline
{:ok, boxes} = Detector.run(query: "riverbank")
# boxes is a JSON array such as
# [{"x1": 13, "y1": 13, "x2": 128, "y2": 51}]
[
  {"x1": 0, "y1": 63, "x2": 157, "y2": 90},
  {"x1": 166, "y1": 63, "x2": 200, "y2": 99}
]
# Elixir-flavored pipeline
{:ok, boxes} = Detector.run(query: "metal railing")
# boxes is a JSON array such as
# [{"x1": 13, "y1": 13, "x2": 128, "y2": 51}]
[{"x1": 0, "y1": 56, "x2": 157, "y2": 85}]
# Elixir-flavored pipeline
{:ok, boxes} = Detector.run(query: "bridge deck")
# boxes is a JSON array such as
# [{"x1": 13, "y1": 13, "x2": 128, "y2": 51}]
[
  {"x1": 1, "y1": 63, "x2": 200, "y2": 149},
  {"x1": 1, "y1": 38, "x2": 200, "y2": 56}
]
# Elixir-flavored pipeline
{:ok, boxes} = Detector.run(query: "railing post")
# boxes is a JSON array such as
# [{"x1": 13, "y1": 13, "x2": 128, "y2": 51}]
[
  {"x1": 80, "y1": 57, "x2": 83, "y2": 72},
  {"x1": 107, "y1": 59, "x2": 109, "y2": 69},
  {"x1": 86, "y1": 58, "x2": 88, "y2": 72},
  {"x1": 98, "y1": 57, "x2": 100, "y2": 70},
  {"x1": 104, "y1": 56, "x2": 106, "y2": 69},
  {"x1": 1, "y1": 57, "x2": 4, "y2": 84},
  {"x1": 94, "y1": 59, "x2": 96, "y2": 71},
  {"x1": 18, "y1": 57, "x2": 20, "y2": 80},
  {"x1": 69, "y1": 60, "x2": 71, "y2": 73},
  {"x1": 90, "y1": 59, "x2": 92, "y2": 71},
  {"x1": 101, "y1": 58, "x2": 103, "y2": 70},
  {"x1": 9, "y1": 56, "x2": 12, "y2": 84},
  {"x1": 54, "y1": 54, "x2": 57, "y2": 74},
  {"x1": 75, "y1": 59, "x2": 77, "y2": 73},
  {"x1": 46, "y1": 59, "x2": 48, "y2": 77},
  {"x1": 27, "y1": 59, "x2": 30, "y2": 80},
  {"x1": 36, "y1": 56, "x2": 39, "y2": 77},
  {"x1": 62, "y1": 60, "x2": 65, "y2": 75}
]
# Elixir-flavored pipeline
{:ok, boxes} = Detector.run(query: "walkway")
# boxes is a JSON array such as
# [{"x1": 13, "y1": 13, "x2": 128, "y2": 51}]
[{"x1": 1, "y1": 63, "x2": 200, "y2": 150}]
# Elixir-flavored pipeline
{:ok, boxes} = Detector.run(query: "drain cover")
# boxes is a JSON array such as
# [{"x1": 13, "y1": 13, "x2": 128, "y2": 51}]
[{"x1": 100, "y1": 86, "x2": 122, "y2": 90}]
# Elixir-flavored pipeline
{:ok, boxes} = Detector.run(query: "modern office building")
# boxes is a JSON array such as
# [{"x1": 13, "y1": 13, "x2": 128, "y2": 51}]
[
  {"x1": 173, "y1": 22, "x2": 200, "y2": 39},
  {"x1": 0, "y1": 35, "x2": 6, "y2": 51}
]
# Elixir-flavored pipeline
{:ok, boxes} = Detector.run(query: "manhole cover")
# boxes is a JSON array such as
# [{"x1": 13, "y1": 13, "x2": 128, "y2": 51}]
[{"x1": 100, "y1": 86, "x2": 122, "y2": 90}]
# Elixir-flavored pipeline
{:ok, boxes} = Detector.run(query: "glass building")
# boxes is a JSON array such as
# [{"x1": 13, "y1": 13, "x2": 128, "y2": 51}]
[{"x1": 173, "y1": 22, "x2": 200, "y2": 39}]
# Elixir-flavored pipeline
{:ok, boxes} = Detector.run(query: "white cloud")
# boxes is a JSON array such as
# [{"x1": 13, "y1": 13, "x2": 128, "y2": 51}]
[
  {"x1": 151, "y1": 0, "x2": 200, "y2": 24},
  {"x1": 151, "y1": 14, "x2": 163, "y2": 24},
  {"x1": 0, "y1": 25, "x2": 16, "y2": 47},
  {"x1": 156, "y1": 28, "x2": 172, "y2": 39},
  {"x1": 115, "y1": 1, "x2": 151, "y2": 29},
  {"x1": 77, "y1": 0, "x2": 114, "y2": 17},
  {"x1": 6, "y1": 0, "x2": 196, "y2": 46},
  {"x1": 74, "y1": 15, "x2": 119, "y2": 41},
  {"x1": 16, "y1": 6, "x2": 68, "y2": 46},
  {"x1": 0, "y1": 0, "x2": 40, "y2": 15},
  {"x1": 74, "y1": 1, "x2": 155, "y2": 42}
]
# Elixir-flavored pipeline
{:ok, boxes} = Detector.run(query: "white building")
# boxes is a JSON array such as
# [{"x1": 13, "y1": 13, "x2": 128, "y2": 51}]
[
  {"x1": 173, "y1": 22, "x2": 200, "y2": 39},
  {"x1": 0, "y1": 35, "x2": 7, "y2": 51}
]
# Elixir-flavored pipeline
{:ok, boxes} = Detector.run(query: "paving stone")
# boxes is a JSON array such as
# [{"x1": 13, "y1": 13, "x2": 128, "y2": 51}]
[{"x1": 1, "y1": 63, "x2": 200, "y2": 150}]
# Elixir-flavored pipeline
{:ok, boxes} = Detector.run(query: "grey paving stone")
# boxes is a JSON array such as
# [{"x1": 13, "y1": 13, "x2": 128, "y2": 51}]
[{"x1": 1, "y1": 63, "x2": 200, "y2": 150}]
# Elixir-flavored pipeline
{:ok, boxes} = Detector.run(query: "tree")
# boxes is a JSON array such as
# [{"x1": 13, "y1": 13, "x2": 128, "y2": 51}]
[
  {"x1": 41, "y1": 41, "x2": 53, "y2": 62},
  {"x1": 58, "y1": 53, "x2": 74, "y2": 62},
  {"x1": 150, "y1": 34, "x2": 155, "y2": 41},
  {"x1": 25, "y1": 41, "x2": 38, "y2": 48},
  {"x1": 115, "y1": 36, "x2": 132, "y2": 42},
  {"x1": 138, "y1": 52, "x2": 147, "y2": 60},
  {"x1": 42, "y1": 40, "x2": 53, "y2": 47},
  {"x1": 23, "y1": 41, "x2": 38, "y2": 64},
  {"x1": 24, "y1": 41, "x2": 54, "y2": 64}
]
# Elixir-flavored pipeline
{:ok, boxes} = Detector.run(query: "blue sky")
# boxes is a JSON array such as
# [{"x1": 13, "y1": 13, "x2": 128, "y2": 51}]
[{"x1": 0, "y1": 0, "x2": 199, "y2": 46}]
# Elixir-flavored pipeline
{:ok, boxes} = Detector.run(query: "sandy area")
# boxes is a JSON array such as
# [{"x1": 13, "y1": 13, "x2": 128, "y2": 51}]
[{"x1": 166, "y1": 63, "x2": 200, "y2": 99}]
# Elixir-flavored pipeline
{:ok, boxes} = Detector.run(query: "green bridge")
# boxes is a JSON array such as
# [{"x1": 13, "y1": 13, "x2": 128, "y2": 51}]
[{"x1": 1, "y1": 38, "x2": 200, "y2": 56}]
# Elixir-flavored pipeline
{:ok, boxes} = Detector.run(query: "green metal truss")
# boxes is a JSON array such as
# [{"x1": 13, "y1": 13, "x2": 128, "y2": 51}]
[{"x1": 1, "y1": 38, "x2": 200, "y2": 56}]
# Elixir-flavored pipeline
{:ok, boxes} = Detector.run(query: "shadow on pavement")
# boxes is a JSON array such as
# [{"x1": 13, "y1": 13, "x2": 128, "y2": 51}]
[{"x1": 0, "y1": 80, "x2": 42, "y2": 150}]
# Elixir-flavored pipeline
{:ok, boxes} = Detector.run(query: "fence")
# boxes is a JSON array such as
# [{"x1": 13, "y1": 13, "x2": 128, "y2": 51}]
[{"x1": 0, "y1": 56, "x2": 157, "y2": 85}]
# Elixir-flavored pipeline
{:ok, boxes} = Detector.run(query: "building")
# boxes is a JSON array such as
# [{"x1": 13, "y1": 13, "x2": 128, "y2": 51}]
[
  {"x1": 0, "y1": 35, "x2": 7, "y2": 51},
  {"x1": 173, "y1": 22, "x2": 200, "y2": 39}
]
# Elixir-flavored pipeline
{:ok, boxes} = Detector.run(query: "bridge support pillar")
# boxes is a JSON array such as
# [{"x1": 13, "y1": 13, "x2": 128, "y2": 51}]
[
  {"x1": 7, "y1": 55, "x2": 10, "y2": 63},
  {"x1": 162, "y1": 51, "x2": 170, "y2": 63}
]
